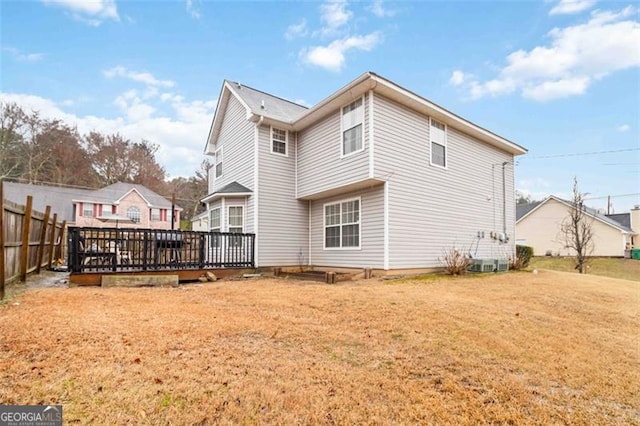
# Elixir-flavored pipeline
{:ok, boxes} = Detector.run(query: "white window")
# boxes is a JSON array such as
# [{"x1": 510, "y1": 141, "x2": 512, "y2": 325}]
[
  {"x1": 430, "y1": 118, "x2": 447, "y2": 168},
  {"x1": 341, "y1": 98, "x2": 364, "y2": 156},
  {"x1": 83, "y1": 203, "x2": 93, "y2": 217},
  {"x1": 101, "y1": 204, "x2": 112, "y2": 216},
  {"x1": 127, "y1": 206, "x2": 141, "y2": 223},
  {"x1": 215, "y1": 147, "x2": 223, "y2": 178},
  {"x1": 228, "y1": 206, "x2": 244, "y2": 247},
  {"x1": 150, "y1": 208, "x2": 161, "y2": 221},
  {"x1": 324, "y1": 198, "x2": 360, "y2": 249},
  {"x1": 210, "y1": 207, "x2": 221, "y2": 247},
  {"x1": 271, "y1": 127, "x2": 288, "y2": 156},
  {"x1": 228, "y1": 206, "x2": 243, "y2": 233}
]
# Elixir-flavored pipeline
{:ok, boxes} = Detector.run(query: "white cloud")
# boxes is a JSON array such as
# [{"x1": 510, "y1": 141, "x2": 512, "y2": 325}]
[
  {"x1": 454, "y1": 6, "x2": 640, "y2": 101},
  {"x1": 449, "y1": 70, "x2": 466, "y2": 86},
  {"x1": 0, "y1": 91, "x2": 216, "y2": 179},
  {"x1": 186, "y1": 0, "x2": 201, "y2": 19},
  {"x1": 550, "y1": 0, "x2": 597, "y2": 15},
  {"x1": 616, "y1": 124, "x2": 630, "y2": 132},
  {"x1": 319, "y1": 0, "x2": 352, "y2": 37},
  {"x1": 370, "y1": 0, "x2": 396, "y2": 18},
  {"x1": 285, "y1": 19, "x2": 308, "y2": 40},
  {"x1": 2, "y1": 47, "x2": 44, "y2": 62},
  {"x1": 41, "y1": 0, "x2": 119, "y2": 25},
  {"x1": 103, "y1": 66, "x2": 175, "y2": 88},
  {"x1": 302, "y1": 32, "x2": 381, "y2": 72}
]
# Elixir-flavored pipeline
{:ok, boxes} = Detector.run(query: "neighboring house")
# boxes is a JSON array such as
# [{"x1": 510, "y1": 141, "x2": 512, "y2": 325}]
[
  {"x1": 3, "y1": 181, "x2": 181, "y2": 230},
  {"x1": 191, "y1": 210, "x2": 209, "y2": 231},
  {"x1": 202, "y1": 71, "x2": 527, "y2": 271},
  {"x1": 515, "y1": 196, "x2": 638, "y2": 257},
  {"x1": 73, "y1": 182, "x2": 181, "y2": 229}
]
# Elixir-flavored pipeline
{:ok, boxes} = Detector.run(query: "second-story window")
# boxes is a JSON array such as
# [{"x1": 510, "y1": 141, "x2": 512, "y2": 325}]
[
  {"x1": 342, "y1": 98, "x2": 364, "y2": 157},
  {"x1": 83, "y1": 203, "x2": 94, "y2": 217},
  {"x1": 127, "y1": 206, "x2": 141, "y2": 223},
  {"x1": 215, "y1": 147, "x2": 223, "y2": 178},
  {"x1": 271, "y1": 127, "x2": 287, "y2": 156},
  {"x1": 430, "y1": 118, "x2": 447, "y2": 168}
]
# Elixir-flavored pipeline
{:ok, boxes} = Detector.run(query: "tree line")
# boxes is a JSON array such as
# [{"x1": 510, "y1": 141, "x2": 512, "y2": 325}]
[{"x1": 0, "y1": 102, "x2": 209, "y2": 222}]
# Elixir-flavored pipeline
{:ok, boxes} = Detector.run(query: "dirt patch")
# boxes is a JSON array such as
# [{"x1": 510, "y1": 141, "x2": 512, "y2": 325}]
[{"x1": 1, "y1": 271, "x2": 638, "y2": 424}]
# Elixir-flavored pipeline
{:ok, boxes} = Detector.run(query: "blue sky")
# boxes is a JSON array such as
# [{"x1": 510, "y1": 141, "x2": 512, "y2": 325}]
[{"x1": 1, "y1": 0, "x2": 638, "y2": 212}]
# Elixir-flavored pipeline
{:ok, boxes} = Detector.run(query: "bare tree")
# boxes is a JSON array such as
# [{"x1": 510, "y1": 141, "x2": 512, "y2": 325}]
[{"x1": 560, "y1": 177, "x2": 594, "y2": 273}]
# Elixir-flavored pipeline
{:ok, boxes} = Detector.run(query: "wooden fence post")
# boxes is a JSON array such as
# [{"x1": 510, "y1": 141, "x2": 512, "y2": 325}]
[
  {"x1": 20, "y1": 196, "x2": 33, "y2": 282},
  {"x1": 56, "y1": 220, "x2": 66, "y2": 264},
  {"x1": 36, "y1": 205, "x2": 51, "y2": 273},
  {"x1": 0, "y1": 180, "x2": 5, "y2": 300},
  {"x1": 47, "y1": 214, "x2": 57, "y2": 268}
]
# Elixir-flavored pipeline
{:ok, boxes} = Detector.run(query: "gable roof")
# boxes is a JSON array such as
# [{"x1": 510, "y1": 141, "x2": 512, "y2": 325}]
[
  {"x1": 72, "y1": 182, "x2": 182, "y2": 210},
  {"x1": 606, "y1": 213, "x2": 631, "y2": 229},
  {"x1": 516, "y1": 195, "x2": 634, "y2": 233},
  {"x1": 200, "y1": 181, "x2": 252, "y2": 203},
  {"x1": 206, "y1": 71, "x2": 527, "y2": 156},
  {"x1": 3, "y1": 181, "x2": 92, "y2": 222}
]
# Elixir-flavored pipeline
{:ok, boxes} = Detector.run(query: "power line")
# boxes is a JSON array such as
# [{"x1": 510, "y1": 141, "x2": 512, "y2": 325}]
[
  {"x1": 519, "y1": 148, "x2": 640, "y2": 160},
  {"x1": 584, "y1": 193, "x2": 640, "y2": 201}
]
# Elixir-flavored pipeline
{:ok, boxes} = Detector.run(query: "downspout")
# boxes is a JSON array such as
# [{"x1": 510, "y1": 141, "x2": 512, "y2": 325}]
[
  {"x1": 502, "y1": 161, "x2": 508, "y2": 236},
  {"x1": 254, "y1": 115, "x2": 264, "y2": 268}
]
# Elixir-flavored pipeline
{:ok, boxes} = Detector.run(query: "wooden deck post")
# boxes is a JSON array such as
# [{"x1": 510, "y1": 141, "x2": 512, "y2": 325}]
[
  {"x1": 47, "y1": 214, "x2": 58, "y2": 268},
  {"x1": 0, "y1": 180, "x2": 5, "y2": 299},
  {"x1": 36, "y1": 205, "x2": 51, "y2": 273},
  {"x1": 20, "y1": 196, "x2": 33, "y2": 282}
]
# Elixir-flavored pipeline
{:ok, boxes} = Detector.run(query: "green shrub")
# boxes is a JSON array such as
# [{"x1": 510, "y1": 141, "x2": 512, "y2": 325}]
[{"x1": 516, "y1": 245, "x2": 534, "y2": 268}]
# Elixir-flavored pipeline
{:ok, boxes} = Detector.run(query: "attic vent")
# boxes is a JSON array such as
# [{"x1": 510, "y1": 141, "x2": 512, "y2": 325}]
[
  {"x1": 261, "y1": 100, "x2": 265, "y2": 109},
  {"x1": 236, "y1": 83, "x2": 242, "y2": 89}
]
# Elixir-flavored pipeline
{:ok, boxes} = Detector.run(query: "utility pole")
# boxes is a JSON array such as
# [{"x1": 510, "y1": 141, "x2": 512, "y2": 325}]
[{"x1": 171, "y1": 193, "x2": 176, "y2": 230}]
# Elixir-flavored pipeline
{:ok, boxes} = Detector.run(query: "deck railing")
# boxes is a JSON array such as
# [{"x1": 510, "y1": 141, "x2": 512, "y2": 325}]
[{"x1": 67, "y1": 226, "x2": 255, "y2": 273}]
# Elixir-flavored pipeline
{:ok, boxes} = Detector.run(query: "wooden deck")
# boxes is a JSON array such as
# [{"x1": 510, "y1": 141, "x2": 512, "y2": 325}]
[{"x1": 69, "y1": 267, "x2": 255, "y2": 286}]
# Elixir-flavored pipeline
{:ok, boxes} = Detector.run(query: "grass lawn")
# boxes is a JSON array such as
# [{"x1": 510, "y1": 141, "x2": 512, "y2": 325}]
[
  {"x1": 529, "y1": 256, "x2": 640, "y2": 281},
  {"x1": 1, "y1": 271, "x2": 638, "y2": 424}
]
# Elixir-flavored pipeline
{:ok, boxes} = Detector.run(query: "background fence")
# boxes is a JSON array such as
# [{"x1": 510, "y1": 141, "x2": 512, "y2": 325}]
[{"x1": 1, "y1": 181, "x2": 66, "y2": 299}]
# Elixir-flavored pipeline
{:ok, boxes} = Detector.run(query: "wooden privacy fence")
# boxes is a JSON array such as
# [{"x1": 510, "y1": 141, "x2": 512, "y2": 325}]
[{"x1": 1, "y1": 181, "x2": 66, "y2": 299}]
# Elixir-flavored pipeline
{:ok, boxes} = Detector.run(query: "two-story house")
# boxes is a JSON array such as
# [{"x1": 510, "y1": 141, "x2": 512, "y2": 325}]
[{"x1": 202, "y1": 72, "x2": 527, "y2": 272}]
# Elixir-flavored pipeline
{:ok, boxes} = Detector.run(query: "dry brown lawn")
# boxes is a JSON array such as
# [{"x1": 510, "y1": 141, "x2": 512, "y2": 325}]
[{"x1": 1, "y1": 271, "x2": 638, "y2": 425}]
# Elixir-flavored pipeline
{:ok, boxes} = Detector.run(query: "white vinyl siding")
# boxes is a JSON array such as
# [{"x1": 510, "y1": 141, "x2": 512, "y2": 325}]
[
  {"x1": 430, "y1": 118, "x2": 447, "y2": 168},
  {"x1": 297, "y1": 93, "x2": 370, "y2": 199},
  {"x1": 257, "y1": 125, "x2": 309, "y2": 266},
  {"x1": 206, "y1": 95, "x2": 255, "y2": 233},
  {"x1": 372, "y1": 93, "x2": 516, "y2": 269},
  {"x1": 311, "y1": 186, "x2": 383, "y2": 268},
  {"x1": 324, "y1": 198, "x2": 361, "y2": 249},
  {"x1": 271, "y1": 127, "x2": 288, "y2": 156},
  {"x1": 342, "y1": 98, "x2": 364, "y2": 156}
]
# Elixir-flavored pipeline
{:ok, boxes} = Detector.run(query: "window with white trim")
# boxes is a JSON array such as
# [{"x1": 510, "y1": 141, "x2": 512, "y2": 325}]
[
  {"x1": 324, "y1": 198, "x2": 360, "y2": 249},
  {"x1": 215, "y1": 147, "x2": 223, "y2": 178},
  {"x1": 228, "y1": 206, "x2": 243, "y2": 233},
  {"x1": 228, "y1": 206, "x2": 243, "y2": 247},
  {"x1": 102, "y1": 204, "x2": 112, "y2": 216},
  {"x1": 83, "y1": 203, "x2": 94, "y2": 217},
  {"x1": 210, "y1": 207, "x2": 221, "y2": 247},
  {"x1": 127, "y1": 206, "x2": 141, "y2": 223},
  {"x1": 271, "y1": 127, "x2": 288, "y2": 156},
  {"x1": 150, "y1": 208, "x2": 161, "y2": 221},
  {"x1": 430, "y1": 118, "x2": 447, "y2": 168},
  {"x1": 341, "y1": 98, "x2": 364, "y2": 156}
]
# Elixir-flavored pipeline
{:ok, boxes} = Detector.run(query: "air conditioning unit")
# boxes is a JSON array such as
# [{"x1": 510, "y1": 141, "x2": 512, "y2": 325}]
[
  {"x1": 470, "y1": 259, "x2": 495, "y2": 273},
  {"x1": 494, "y1": 259, "x2": 509, "y2": 272}
]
